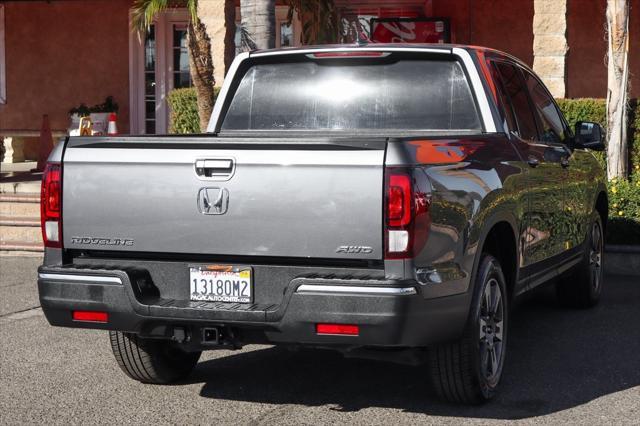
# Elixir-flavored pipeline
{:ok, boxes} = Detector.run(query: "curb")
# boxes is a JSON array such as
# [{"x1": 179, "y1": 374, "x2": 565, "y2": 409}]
[{"x1": 605, "y1": 245, "x2": 640, "y2": 276}]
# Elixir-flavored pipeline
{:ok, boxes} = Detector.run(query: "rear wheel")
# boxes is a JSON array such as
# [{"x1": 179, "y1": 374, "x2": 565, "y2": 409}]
[
  {"x1": 429, "y1": 254, "x2": 508, "y2": 404},
  {"x1": 556, "y1": 214, "x2": 604, "y2": 308},
  {"x1": 109, "y1": 331, "x2": 201, "y2": 384}
]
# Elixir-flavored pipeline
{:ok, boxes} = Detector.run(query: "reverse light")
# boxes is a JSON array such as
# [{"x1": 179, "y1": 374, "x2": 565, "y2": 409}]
[
  {"x1": 40, "y1": 162, "x2": 62, "y2": 248},
  {"x1": 72, "y1": 311, "x2": 108, "y2": 323},
  {"x1": 384, "y1": 168, "x2": 431, "y2": 259},
  {"x1": 316, "y1": 323, "x2": 359, "y2": 336}
]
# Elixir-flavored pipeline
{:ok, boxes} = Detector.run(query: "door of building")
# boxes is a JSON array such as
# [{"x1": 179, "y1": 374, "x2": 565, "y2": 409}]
[{"x1": 129, "y1": 10, "x2": 191, "y2": 135}]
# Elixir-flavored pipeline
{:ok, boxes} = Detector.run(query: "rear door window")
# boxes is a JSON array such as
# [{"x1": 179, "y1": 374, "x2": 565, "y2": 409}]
[
  {"x1": 488, "y1": 61, "x2": 517, "y2": 133},
  {"x1": 221, "y1": 57, "x2": 482, "y2": 132},
  {"x1": 522, "y1": 70, "x2": 569, "y2": 145},
  {"x1": 493, "y1": 62, "x2": 538, "y2": 141}
]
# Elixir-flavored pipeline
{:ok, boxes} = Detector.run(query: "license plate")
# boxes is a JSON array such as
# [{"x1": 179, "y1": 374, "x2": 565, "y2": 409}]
[{"x1": 189, "y1": 265, "x2": 252, "y2": 303}]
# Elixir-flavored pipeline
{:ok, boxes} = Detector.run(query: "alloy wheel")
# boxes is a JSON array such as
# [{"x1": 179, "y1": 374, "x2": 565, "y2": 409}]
[
  {"x1": 479, "y1": 278, "x2": 504, "y2": 380},
  {"x1": 589, "y1": 221, "x2": 603, "y2": 292}
]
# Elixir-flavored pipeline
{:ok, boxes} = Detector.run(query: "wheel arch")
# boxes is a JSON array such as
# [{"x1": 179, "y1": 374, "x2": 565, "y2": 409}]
[
  {"x1": 470, "y1": 213, "x2": 519, "y2": 301},
  {"x1": 595, "y1": 190, "x2": 608, "y2": 231}
]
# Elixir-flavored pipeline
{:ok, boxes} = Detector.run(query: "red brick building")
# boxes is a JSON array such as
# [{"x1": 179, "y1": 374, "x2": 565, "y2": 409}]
[{"x1": 0, "y1": 0, "x2": 638, "y2": 161}]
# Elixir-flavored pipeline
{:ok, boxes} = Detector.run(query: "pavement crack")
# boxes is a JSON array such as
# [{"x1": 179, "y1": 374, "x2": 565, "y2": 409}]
[
  {"x1": 0, "y1": 305, "x2": 41, "y2": 318},
  {"x1": 0, "y1": 305, "x2": 42, "y2": 324}
]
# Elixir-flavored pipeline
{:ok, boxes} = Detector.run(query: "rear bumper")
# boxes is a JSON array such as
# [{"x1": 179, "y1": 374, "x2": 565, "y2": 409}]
[{"x1": 38, "y1": 265, "x2": 470, "y2": 348}]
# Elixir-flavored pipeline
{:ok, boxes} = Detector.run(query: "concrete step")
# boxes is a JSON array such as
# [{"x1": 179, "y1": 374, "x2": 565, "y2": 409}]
[
  {"x1": 0, "y1": 216, "x2": 40, "y2": 227},
  {"x1": 0, "y1": 191, "x2": 45, "y2": 252},
  {"x1": 0, "y1": 223, "x2": 42, "y2": 243},
  {"x1": 0, "y1": 240, "x2": 44, "y2": 253},
  {"x1": 0, "y1": 193, "x2": 40, "y2": 217},
  {"x1": 0, "y1": 179, "x2": 42, "y2": 195}
]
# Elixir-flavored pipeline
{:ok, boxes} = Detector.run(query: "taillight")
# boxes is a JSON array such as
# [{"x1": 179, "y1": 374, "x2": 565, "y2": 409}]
[
  {"x1": 384, "y1": 168, "x2": 430, "y2": 259},
  {"x1": 41, "y1": 162, "x2": 62, "y2": 248}
]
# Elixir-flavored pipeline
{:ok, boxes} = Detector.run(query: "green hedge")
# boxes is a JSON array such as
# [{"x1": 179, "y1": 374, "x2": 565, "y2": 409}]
[
  {"x1": 167, "y1": 88, "x2": 200, "y2": 134},
  {"x1": 167, "y1": 87, "x2": 221, "y2": 134},
  {"x1": 607, "y1": 177, "x2": 640, "y2": 244}
]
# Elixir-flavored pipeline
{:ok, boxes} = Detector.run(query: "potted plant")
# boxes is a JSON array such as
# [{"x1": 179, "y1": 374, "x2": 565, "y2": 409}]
[{"x1": 69, "y1": 96, "x2": 119, "y2": 135}]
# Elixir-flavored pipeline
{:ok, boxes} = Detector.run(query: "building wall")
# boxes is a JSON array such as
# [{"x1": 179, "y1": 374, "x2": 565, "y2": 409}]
[
  {"x1": 567, "y1": 0, "x2": 639, "y2": 99},
  {"x1": 0, "y1": 0, "x2": 131, "y2": 133},
  {"x1": 433, "y1": 0, "x2": 534, "y2": 66}
]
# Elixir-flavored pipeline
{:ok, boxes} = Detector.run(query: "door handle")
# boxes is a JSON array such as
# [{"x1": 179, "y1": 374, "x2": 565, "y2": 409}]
[
  {"x1": 527, "y1": 157, "x2": 540, "y2": 168},
  {"x1": 561, "y1": 157, "x2": 570, "y2": 168},
  {"x1": 195, "y1": 158, "x2": 235, "y2": 179}
]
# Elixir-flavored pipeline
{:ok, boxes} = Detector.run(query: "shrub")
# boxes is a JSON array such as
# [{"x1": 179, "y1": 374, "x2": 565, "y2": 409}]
[
  {"x1": 557, "y1": 98, "x2": 608, "y2": 168},
  {"x1": 167, "y1": 88, "x2": 200, "y2": 134},
  {"x1": 556, "y1": 98, "x2": 640, "y2": 176},
  {"x1": 606, "y1": 177, "x2": 640, "y2": 244},
  {"x1": 167, "y1": 87, "x2": 221, "y2": 134},
  {"x1": 556, "y1": 98, "x2": 607, "y2": 131},
  {"x1": 631, "y1": 99, "x2": 640, "y2": 175}
]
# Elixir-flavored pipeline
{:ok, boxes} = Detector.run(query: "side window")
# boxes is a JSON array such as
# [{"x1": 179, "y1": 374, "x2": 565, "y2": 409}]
[
  {"x1": 488, "y1": 61, "x2": 517, "y2": 133},
  {"x1": 493, "y1": 62, "x2": 538, "y2": 141},
  {"x1": 522, "y1": 70, "x2": 568, "y2": 145}
]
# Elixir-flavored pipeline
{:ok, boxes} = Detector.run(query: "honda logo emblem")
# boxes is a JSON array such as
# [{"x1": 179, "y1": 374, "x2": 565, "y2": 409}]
[{"x1": 197, "y1": 187, "x2": 229, "y2": 215}]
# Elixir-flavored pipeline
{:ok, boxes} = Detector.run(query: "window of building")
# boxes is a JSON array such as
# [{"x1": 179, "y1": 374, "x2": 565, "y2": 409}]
[{"x1": 280, "y1": 21, "x2": 293, "y2": 47}]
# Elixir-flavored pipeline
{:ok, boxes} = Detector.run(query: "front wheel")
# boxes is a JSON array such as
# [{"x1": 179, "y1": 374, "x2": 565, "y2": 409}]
[
  {"x1": 556, "y1": 214, "x2": 604, "y2": 308},
  {"x1": 109, "y1": 331, "x2": 201, "y2": 384},
  {"x1": 429, "y1": 254, "x2": 509, "y2": 404}
]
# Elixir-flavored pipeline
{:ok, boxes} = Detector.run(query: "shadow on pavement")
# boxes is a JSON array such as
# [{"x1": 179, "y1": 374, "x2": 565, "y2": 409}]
[{"x1": 191, "y1": 274, "x2": 640, "y2": 419}]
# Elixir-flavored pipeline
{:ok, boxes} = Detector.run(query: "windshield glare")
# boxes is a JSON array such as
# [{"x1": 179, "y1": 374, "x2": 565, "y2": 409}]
[{"x1": 221, "y1": 58, "x2": 482, "y2": 132}]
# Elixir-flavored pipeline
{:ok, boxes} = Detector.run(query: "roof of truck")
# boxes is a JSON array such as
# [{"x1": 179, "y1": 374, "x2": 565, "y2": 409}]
[
  {"x1": 251, "y1": 43, "x2": 505, "y2": 56},
  {"x1": 249, "y1": 43, "x2": 528, "y2": 71}
]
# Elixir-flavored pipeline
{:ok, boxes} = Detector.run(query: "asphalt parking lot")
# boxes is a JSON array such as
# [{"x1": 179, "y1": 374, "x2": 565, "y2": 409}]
[{"x1": 0, "y1": 255, "x2": 638, "y2": 425}]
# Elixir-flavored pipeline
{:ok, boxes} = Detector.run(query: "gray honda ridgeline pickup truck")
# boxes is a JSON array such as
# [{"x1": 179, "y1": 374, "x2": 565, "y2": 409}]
[{"x1": 38, "y1": 44, "x2": 607, "y2": 404}]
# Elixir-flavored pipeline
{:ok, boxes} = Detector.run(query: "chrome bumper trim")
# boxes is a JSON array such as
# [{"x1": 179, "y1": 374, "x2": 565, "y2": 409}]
[
  {"x1": 296, "y1": 284, "x2": 416, "y2": 295},
  {"x1": 38, "y1": 273, "x2": 123, "y2": 284}
]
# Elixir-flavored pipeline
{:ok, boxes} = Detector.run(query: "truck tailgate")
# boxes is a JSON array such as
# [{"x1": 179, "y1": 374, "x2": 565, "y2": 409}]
[{"x1": 62, "y1": 137, "x2": 385, "y2": 260}]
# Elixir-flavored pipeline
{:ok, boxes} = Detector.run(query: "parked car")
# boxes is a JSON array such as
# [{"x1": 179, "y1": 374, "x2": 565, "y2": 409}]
[{"x1": 37, "y1": 44, "x2": 607, "y2": 404}]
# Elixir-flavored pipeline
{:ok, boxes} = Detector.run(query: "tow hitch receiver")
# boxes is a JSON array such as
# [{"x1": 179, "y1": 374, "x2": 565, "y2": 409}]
[{"x1": 202, "y1": 327, "x2": 220, "y2": 345}]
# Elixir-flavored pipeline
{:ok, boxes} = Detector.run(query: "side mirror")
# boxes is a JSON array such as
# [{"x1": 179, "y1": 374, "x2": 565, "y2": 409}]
[{"x1": 574, "y1": 121, "x2": 605, "y2": 151}]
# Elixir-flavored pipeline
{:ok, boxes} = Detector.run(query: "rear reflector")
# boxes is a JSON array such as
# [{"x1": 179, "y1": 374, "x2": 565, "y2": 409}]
[
  {"x1": 72, "y1": 311, "x2": 108, "y2": 323},
  {"x1": 316, "y1": 323, "x2": 359, "y2": 336}
]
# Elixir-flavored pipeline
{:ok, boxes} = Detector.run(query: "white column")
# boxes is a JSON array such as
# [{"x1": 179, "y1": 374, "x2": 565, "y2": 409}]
[{"x1": 533, "y1": 0, "x2": 568, "y2": 98}]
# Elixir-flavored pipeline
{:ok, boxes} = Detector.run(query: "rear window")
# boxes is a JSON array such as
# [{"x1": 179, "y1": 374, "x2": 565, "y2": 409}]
[{"x1": 221, "y1": 58, "x2": 481, "y2": 132}]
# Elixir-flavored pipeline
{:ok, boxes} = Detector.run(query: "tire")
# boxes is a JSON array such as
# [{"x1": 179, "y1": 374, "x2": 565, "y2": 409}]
[
  {"x1": 556, "y1": 214, "x2": 604, "y2": 308},
  {"x1": 109, "y1": 331, "x2": 201, "y2": 384},
  {"x1": 429, "y1": 254, "x2": 509, "y2": 404}
]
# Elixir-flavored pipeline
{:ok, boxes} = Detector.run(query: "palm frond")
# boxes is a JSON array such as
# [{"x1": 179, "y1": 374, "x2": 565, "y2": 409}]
[{"x1": 131, "y1": 0, "x2": 199, "y2": 33}]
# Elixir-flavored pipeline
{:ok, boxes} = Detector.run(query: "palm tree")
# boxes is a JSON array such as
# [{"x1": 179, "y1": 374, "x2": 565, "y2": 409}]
[
  {"x1": 606, "y1": 0, "x2": 630, "y2": 180},
  {"x1": 285, "y1": 0, "x2": 341, "y2": 45},
  {"x1": 240, "y1": 0, "x2": 276, "y2": 51},
  {"x1": 131, "y1": 0, "x2": 215, "y2": 132}
]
